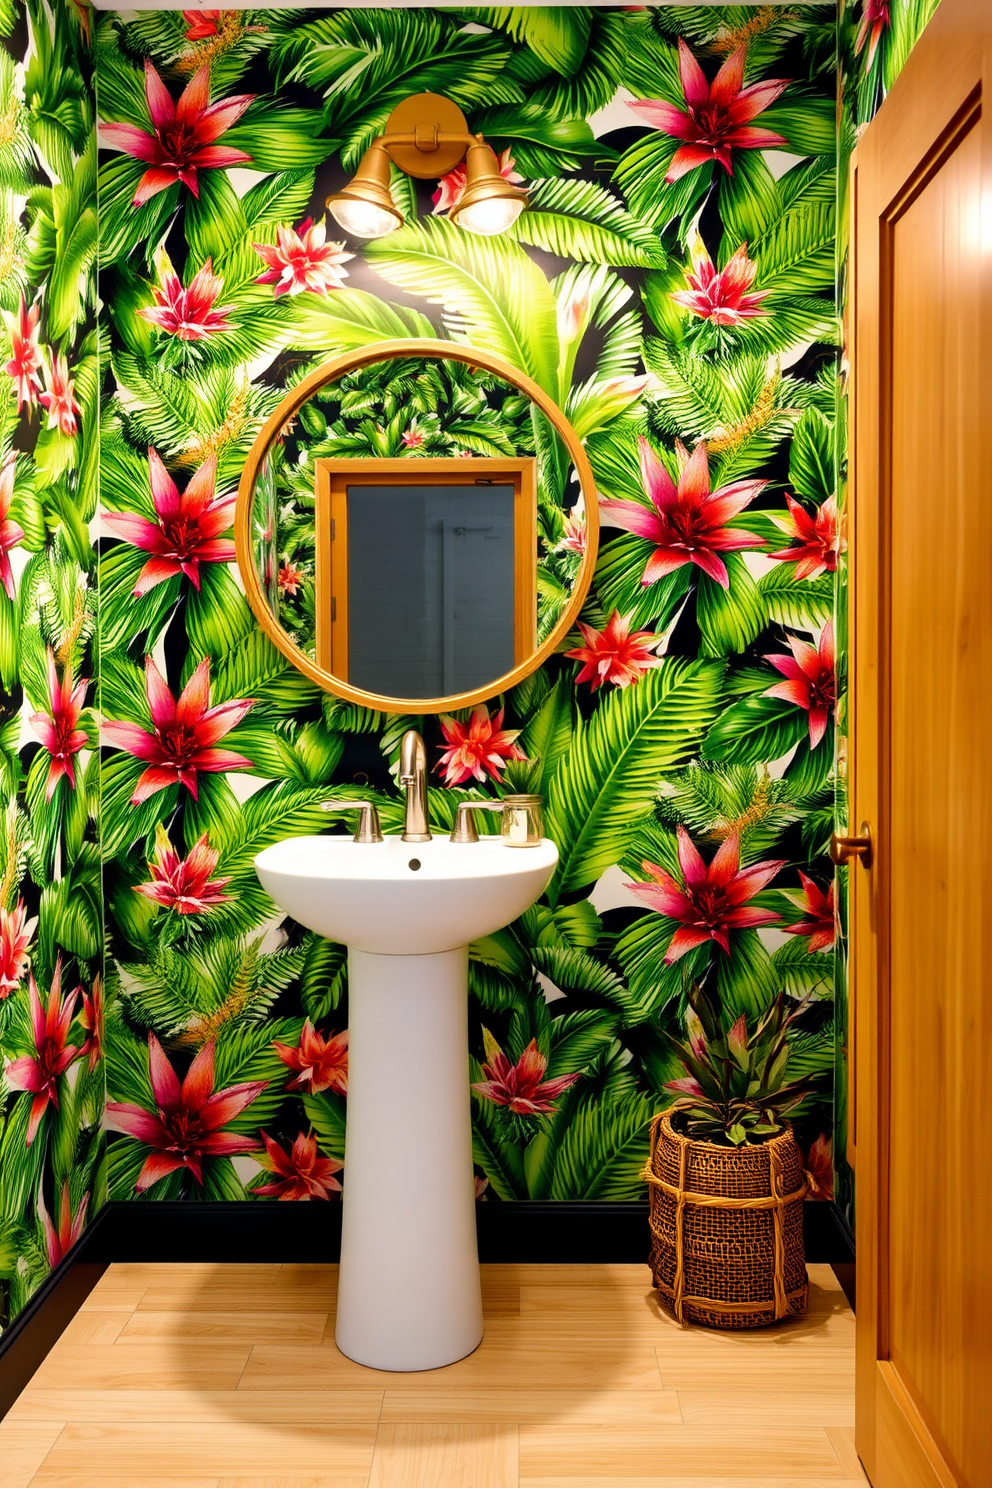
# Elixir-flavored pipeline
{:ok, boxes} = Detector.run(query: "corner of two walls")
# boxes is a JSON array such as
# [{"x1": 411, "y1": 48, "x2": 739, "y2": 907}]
[{"x1": 0, "y1": 0, "x2": 102, "y2": 1336}]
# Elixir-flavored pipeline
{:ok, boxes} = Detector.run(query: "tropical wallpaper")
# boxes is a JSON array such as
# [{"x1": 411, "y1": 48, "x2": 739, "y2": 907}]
[
  {"x1": 0, "y1": 0, "x2": 944, "y2": 1333},
  {"x1": 0, "y1": 0, "x2": 101, "y2": 1333}
]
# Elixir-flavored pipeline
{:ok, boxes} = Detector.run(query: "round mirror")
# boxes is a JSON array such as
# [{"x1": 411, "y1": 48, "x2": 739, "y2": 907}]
[{"x1": 235, "y1": 341, "x2": 599, "y2": 713}]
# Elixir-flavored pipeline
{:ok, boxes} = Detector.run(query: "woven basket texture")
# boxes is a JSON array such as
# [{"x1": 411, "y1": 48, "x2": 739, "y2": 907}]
[{"x1": 647, "y1": 1109, "x2": 809, "y2": 1330}]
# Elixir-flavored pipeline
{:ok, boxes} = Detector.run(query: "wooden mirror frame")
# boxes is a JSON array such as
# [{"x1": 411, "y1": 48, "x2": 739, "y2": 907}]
[{"x1": 234, "y1": 339, "x2": 600, "y2": 714}]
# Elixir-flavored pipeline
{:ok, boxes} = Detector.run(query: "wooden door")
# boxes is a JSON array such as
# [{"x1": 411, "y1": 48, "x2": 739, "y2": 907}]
[{"x1": 851, "y1": 0, "x2": 992, "y2": 1484}]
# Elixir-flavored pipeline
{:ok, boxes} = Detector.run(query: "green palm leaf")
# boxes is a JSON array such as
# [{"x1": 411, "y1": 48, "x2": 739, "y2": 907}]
[
  {"x1": 545, "y1": 658, "x2": 725, "y2": 901},
  {"x1": 546, "y1": 1090, "x2": 655, "y2": 1200},
  {"x1": 286, "y1": 287, "x2": 435, "y2": 355},
  {"x1": 365, "y1": 217, "x2": 560, "y2": 395},
  {"x1": 511, "y1": 177, "x2": 665, "y2": 268}
]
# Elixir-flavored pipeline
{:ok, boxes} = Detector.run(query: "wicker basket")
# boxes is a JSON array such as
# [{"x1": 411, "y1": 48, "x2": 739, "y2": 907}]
[{"x1": 645, "y1": 1109, "x2": 809, "y2": 1329}]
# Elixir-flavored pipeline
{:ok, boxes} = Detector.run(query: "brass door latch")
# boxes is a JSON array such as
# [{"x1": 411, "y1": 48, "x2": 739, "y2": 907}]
[{"x1": 830, "y1": 822, "x2": 873, "y2": 869}]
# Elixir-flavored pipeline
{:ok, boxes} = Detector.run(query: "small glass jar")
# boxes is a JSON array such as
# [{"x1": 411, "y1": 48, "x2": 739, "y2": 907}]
[{"x1": 500, "y1": 794, "x2": 543, "y2": 847}]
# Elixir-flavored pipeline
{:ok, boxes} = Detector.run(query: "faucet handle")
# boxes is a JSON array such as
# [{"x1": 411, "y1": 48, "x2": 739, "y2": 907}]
[
  {"x1": 320, "y1": 800, "x2": 384, "y2": 844},
  {"x1": 450, "y1": 800, "x2": 503, "y2": 844}
]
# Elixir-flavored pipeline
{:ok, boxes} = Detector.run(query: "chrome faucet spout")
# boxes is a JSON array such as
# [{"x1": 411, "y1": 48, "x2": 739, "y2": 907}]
[{"x1": 399, "y1": 729, "x2": 431, "y2": 842}]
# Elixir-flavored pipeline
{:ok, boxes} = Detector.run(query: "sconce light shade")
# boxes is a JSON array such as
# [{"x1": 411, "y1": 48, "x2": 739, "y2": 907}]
[
  {"x1": 327, "y1": 142, "x2": 404, "y2": 239},
  {"x1": 450, "y1": 139, "x2": 528, "y2": 237}
]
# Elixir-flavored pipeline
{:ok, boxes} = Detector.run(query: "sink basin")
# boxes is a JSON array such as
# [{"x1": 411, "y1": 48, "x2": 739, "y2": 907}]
[
  {"x1": 254, "y1": 833, "x2": 558, "y2": 955},
  {"x1": 254, "y1": 829, "x2": 558, "y2": 1373}
]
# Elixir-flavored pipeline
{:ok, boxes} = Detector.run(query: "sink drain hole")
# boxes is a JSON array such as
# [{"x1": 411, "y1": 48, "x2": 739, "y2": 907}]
[{"x1": 408, "y1": 858, "x2": 422, "y2": 871}]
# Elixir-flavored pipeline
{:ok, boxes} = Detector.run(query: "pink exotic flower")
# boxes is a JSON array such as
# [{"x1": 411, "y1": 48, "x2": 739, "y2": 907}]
[
  {"x1": 472, "y1": 1031, "x2": 580, "y2": 1117},
  {"x1": 5, "y1": 297, "x2": 43, "y2": 413},
  {"x1": 436, "y1": 705, "x2": 524, "y2": 786},
  {"x1": 40, "y1": 1183, "x2": 90, "y2": 1268},
  {"x1": 273, "y1": 1020, "x2": 348, "y2": 1096},
  {"x1": 254, "y1": 1131, "x2": 343, "y2": 1201},
  {"x1": 5, "y1": 963, "x2": 80, "y2": 1145},
  {"x1": 432, "y1": 149, "x2": 523, "y2": 215},
  {"x1": 765, "y1": 621, "x2": 836, "y2": 750},
  {"x1": 254, "y1": 218, "x2": 353, "y2": 299},
  {"x1": 102, "y1": 655, "x2": 254, "y2": 805},
  {"x1": 0, "y1": 455, "x2": 25, "y2": 601},
  {"x1": 600, "y1": 436, "x2": 765, "y2": 590},
  {"x1": 135, "y1": 826, "x2": 232, "y2": 915},
  {"x1": 0, "y1": 898, "x2": 32, "y2": 999},
  {"x1": 671, "y1": 238, "x2": 770, "y2": 326},
  {"x1": 277, "y1": 562, "x2": 303, "y2": 596},
  {"x1": 769, "y1": 493, "x2": 842, "y2": 581},
  {"x1": 566, "y1": 611, "x2": 662, "y2": 691},
  {"x1": 103, "y1": 448, "x2": 236, "y2": 596},
  {"x1": 630, "y1": 40, "x2": 788, "y2": 183},
  {"x1": 106, "y1": 1033, "x2": 266, "y2": 1191},
  {"x1": 558, "y1": 512, "x2": 587, "y2": 555},
  {"x1": 855, "y1": 0, "x2": 890, "y2": 69},
  {"x1": 38, "y1": 353, "x2": 81, "y2": 437},
  {"x1": 804, "y1": 1132, "x2": 834, "y2": 1200},
  {"x1": 626, "y1": 826, "x2": 784, "y2": 965},
  {"x1": 182, "y1": 8, "x2": 220, "y2": 39},
  {"x1": 782, "y1": 871, "x2": 835, "y2": 954},
  {"x1": 79, "y1": 974, "x2": 103, "y2": 1073},
  {"x1": 139, "y1": 258, "x2": 234, "y2": 341},
  {"x1": 401, "y1": 426, "x2": 425, "y2": 449},
  {"x1": 29, "y1": 648, "x2": 89, "y2": 801},
  {"x1": 100, "y1": 61, "x2": 253, "y2": 207}
]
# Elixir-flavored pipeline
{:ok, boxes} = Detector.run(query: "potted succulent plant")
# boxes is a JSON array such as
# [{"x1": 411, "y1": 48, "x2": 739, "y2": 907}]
[{"x1": 646, "y1": 983, "x2": 826, "y2": 1329}]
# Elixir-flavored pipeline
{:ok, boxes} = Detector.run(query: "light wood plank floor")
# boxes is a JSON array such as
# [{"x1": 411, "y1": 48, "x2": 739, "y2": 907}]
[{"x1": 1, "y1": 1262, "x2": 866, "y2": 1488}]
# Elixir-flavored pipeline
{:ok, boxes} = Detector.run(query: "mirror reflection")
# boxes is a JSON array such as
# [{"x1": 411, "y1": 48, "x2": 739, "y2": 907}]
[{"x1": 244, "y1": 352, "x2": 594, "y2": 708}]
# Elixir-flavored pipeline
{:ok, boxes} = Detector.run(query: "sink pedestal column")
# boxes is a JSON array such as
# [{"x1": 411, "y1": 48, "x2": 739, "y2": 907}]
[{"x1": 335, "y1": 944, "x2": 484, "y2": 1372}]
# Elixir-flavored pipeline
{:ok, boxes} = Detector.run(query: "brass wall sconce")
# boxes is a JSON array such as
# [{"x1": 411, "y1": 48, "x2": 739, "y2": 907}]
[{"x1": 327, "y1": 92, "x2": 527, "y2": 240}]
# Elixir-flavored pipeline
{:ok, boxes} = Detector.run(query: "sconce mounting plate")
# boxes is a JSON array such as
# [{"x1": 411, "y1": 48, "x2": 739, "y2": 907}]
[{"x1": 384, "y1": 92, "x2": 470, "y2": 179}]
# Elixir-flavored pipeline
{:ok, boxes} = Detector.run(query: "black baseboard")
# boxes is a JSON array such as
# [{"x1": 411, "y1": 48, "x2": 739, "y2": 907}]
[
  {"x1": 94, "y1": 1197, "x2": 854, "y2": 1266},
  {"x1": 0, "y1": 1219, "x2": 109, "y2": 1419},
  {"x1": 1, "y1": 1198, "x2": 854, "y2": 1420}
]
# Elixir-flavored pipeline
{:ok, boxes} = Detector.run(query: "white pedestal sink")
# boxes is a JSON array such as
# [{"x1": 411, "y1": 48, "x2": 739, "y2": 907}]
[{"x1": 254, "y1": 833, "x2": 558, "y2": 1371}]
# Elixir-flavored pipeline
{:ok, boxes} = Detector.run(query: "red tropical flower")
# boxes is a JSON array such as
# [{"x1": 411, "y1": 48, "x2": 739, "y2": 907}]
[
  {"x1": 103, "y1": 448, "x2": 236, "y2": 596},
  {"x1": 29, "y1": 648, "x2": 89, "y2": 801},
  {"x1": 433, "y1": 149, "x2": 523, "y2": 214},
  {"x1": 472, "y1": 1031, "x2": 580, "y2": 1117},
  {"x1": 600, "y1": 436, "x2": 765, "y2": 590},
  {"x1": 38, "y1": 353, "x2": 81, "y2": 436},
  {"x1": 40, "y1": 1184, "x2": 90, "y2": 1268},
  {"x1": 0, "y1": 455, "x2": 25, "y2": 601},
  {"x1": 671, "y1": 238, "x2": 770, "y2": 325},
  {"x1": 630, "y1": 40, "x2": 789, "y2": 183},
  {"x1": 254, "y1": 218, "x2": 353, "y2": 299},
  {"x1": 0, "y1": 899, "x2": 32, "y2": 999},
  {"x1": 100, "y1": 61, "x2": 253, "y2": 207},
  {"x1": 5, "y1": 296, "x2": 43, "y2": 413},
  {"x1": 5, "y1": 964, "x2": 80, "y2": 1145},
  {"x1": 401, "y1": 427, "x2": 425, "y2": 449},
  {"x1": 277, "y1": 562, "x2": 303, "y2": 596},
  {"x1": 436, "y1": 705, "x2": 524, "y2": 786},
  {"x1": 139, "y1": 258, "x2": 234, "y2": 341},
  {"x1": 566, "y1": 611, "x2": 662, "y2": 691},
  {"x1": 274, "y1": 1020, "x2": 348, "y2": 1096},
  {"x1": 79, "y1": 974, "x2": 103, "y2": 1074},
  {"x1": 105, "y1": 1034, "x2": 266, "y2": 1191},
  {"x1": 102, "y1": 655, "x2": 254, "y2": 805},
  {"x1": 135, "y1": 826, "x2": 232, "y2": 915},
  {"x1": 804, "y1": 1132, "x2": 834, "y2": 1200},
  {"x1": 626, "y1": 826, "x2": 783, "y2": 964},
  {"x1": 769, "y1": 493, "x2": 842, "y2": 580},
  {"x1": 254, "y1": 1131, "x2": 342, "y2": 1201},
  {"x1": 182, "y1": 8, "x2": 220, "y2": 39},
  {"x1": 855, "y1": 0, "x2": 890, "y2": 68},
  {"x1": 765, "y1": 621, "x2": 836, "y2": 750},
  {"x1": 782, "y1": 871, "x2": 835, "y2": 954}
]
